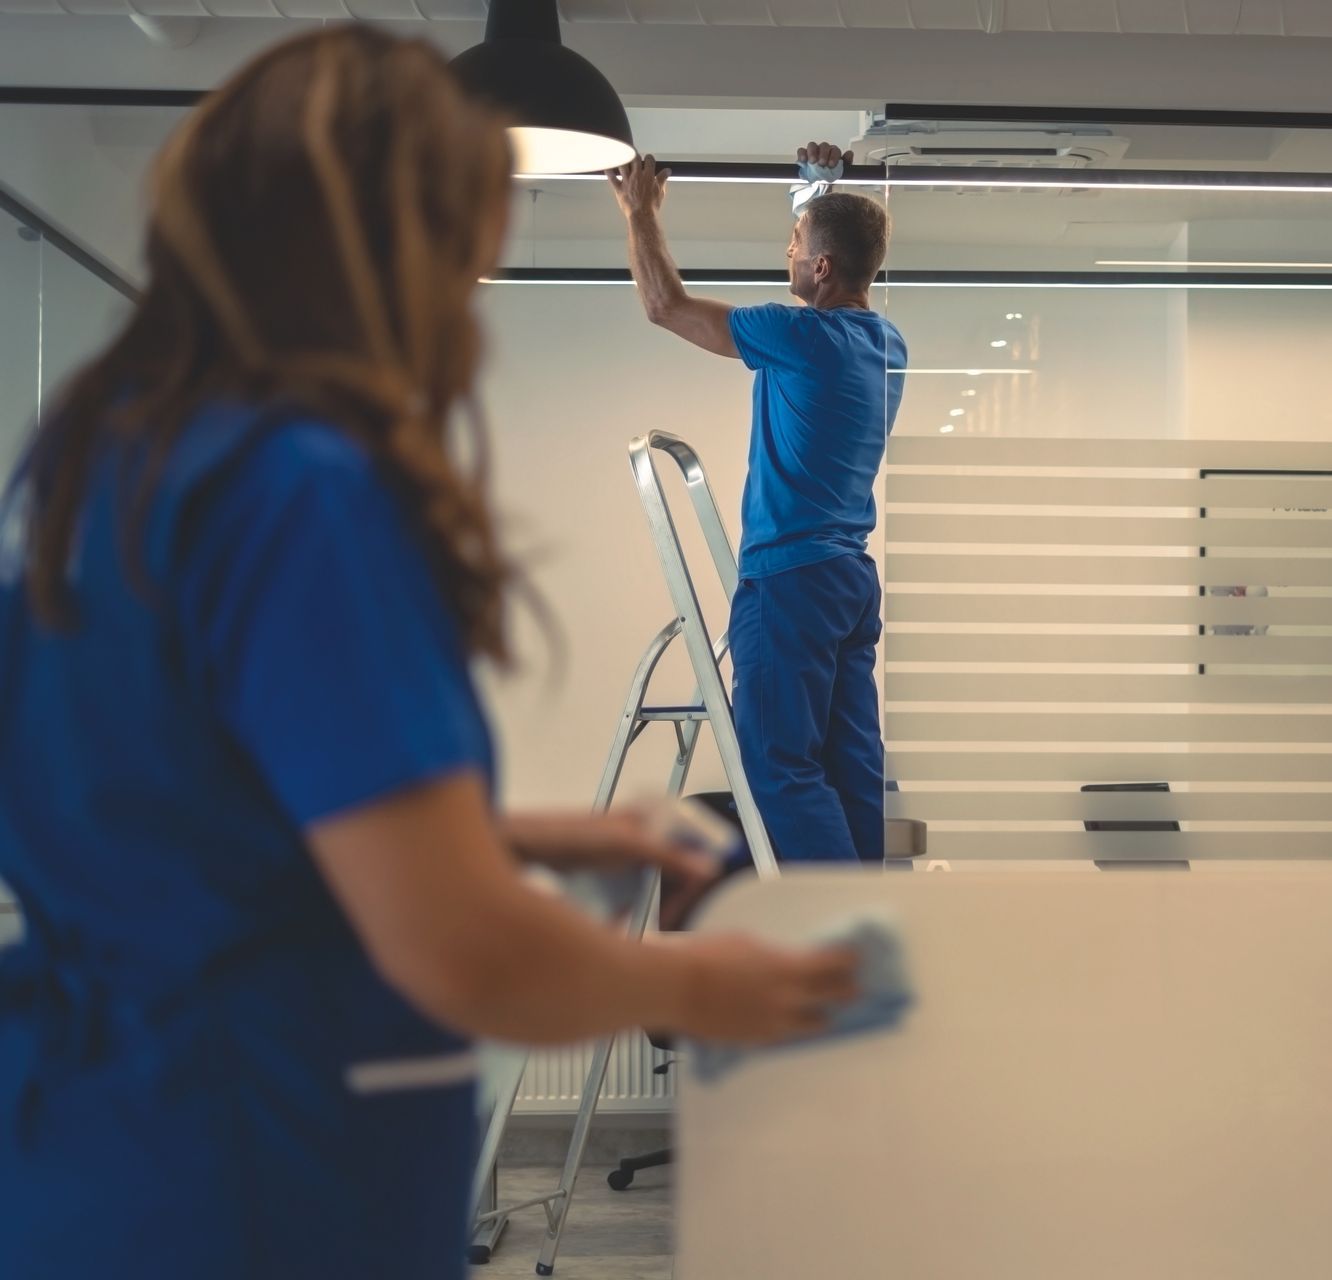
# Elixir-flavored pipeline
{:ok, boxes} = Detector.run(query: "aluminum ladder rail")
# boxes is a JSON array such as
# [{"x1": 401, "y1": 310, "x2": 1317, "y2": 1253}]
[
  {"x1": 468, "y1": 432, "x2": 779, "y2": 1271},
  {"x1": 530, "y1": 431, "x2": 779, "y2": 1274}
]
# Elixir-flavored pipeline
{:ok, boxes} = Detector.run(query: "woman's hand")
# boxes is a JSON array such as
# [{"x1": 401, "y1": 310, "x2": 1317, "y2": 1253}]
[
  {"x1": 500, "y1": 809, "x2": 718, "y2": 894},
  {"x1": 656, "y1": 933, "x2": 861, "y2": 1044}
]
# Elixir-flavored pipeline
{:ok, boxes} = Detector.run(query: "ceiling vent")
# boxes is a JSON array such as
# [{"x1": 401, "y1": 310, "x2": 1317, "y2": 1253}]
[{"x1": 853, "y1": 117, "x2": 1130, "y2": 194}]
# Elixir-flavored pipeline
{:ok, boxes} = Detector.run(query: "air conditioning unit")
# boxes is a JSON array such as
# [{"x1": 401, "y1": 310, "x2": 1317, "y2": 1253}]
[{"x1": 851, "y1": 115, "x2": 1130, "y2": 192}]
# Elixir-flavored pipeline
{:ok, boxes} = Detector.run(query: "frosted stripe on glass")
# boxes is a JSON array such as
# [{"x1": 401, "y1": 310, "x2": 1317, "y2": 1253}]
[
  {"x1": 881, "y1": 673, "x2": 1332, "y2": 703},
  {"x1": 884, "y1": 438, "x2": 1332, "y2": 469},
  {"x1": 884, "y1": 634, "x2": 1332, "y2": 665},
  {"x1": 887, "y1": 515, "x2": 1332, "y2": 549},
  {"x1": 885, "y1": 792, "x2": 1332, "y2": 822},
  {"x1": 909, "y1": 832, "x2": 1332, "y2": 859},
  {"x1": 884, "y1": 554, "x2": 1332, "y2": 587},
  {"x1": 883, "y1": 474, "x2": 1332, "y2": 509},
  {"x1": 881, "y1": 437, "x2": 1332, "y2": 857},
  {"x1": 887, "y1": 753, "x2": 1332, "y2": 782},
  {"x1": 883, "y1": 594, "x2": 1332, "y2": 626},
  {"x1": 884, "y1": 713, "x2": 1332, "y2": 743}
]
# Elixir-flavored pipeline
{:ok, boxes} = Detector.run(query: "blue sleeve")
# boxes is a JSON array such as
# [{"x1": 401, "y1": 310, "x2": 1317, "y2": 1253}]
[
  {"x1": 174, "y1": 424, "x2": 492, "y2": 826},
  {"x1": 728, "y1": 303, "x2": 818, "y2": 374}
]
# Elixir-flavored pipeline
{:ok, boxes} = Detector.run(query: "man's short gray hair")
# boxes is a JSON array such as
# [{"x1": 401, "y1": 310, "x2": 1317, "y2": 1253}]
[{"x1": 803, "y1": 193, "x2": 890, "y2": 290}]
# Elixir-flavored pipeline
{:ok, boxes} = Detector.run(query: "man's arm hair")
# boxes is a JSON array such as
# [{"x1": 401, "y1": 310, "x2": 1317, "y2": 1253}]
[{"x1": 626, "y1": 210, "x2": 738, "y2": 359}]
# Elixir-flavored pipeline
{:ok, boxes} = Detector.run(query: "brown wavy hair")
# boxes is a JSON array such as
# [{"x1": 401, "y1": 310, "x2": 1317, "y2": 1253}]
[{"x1": 24, "y1": 25, "x2": 517, "y2": 663}]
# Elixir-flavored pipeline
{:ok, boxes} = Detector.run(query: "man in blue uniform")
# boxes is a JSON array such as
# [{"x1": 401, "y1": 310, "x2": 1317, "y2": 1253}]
[{"x1": 609, "y1": 142, "x2": 907, "y2": 865}]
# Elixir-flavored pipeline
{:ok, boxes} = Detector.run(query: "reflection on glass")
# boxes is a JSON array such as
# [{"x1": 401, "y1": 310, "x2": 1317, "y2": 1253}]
[{"x1": 0, "y1": 208, "x2": 41, "y2": 481}]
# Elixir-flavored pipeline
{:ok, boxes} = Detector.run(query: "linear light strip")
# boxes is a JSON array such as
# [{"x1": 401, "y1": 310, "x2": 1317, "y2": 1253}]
[
  {"x1": 482, "y1": 277, "x2": 1332, "y2": 290},
  {"x1": 1098, "y1": 260, "x2": 1332, "y2": 269},
  {"x1": 514, "y1": 162, "x2": 1332, "y2": 194},
  {"x1": 517, "y1": 175, "x2": 1332, "y2": 194}
]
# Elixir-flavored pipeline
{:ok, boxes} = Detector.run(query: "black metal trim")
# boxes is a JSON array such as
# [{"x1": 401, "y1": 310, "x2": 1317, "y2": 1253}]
[
  {"x1": 0, "y1": 185, "x2": 140, "y2": 302},
  {"x1": 8, "y1": 89, "x2": 1332, "y2": 134},
  {"x1": 517, "y1": 159, "x2": 887, "y2": 182},
  {"x1": 883, "y1": 104, "x2": 1332, "y2": 131},
  {"x1": 488, "y1": 267, "x2": 1332, "y2": 287},
  {"x1": 0, "y1": 87, "x2": 203, "y2": 107},
  {"x1": 6, "y1": 91, "x2": 1332, "y2": 133}
]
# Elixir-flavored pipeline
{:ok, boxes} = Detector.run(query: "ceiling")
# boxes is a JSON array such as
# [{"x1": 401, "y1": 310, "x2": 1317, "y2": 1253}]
[
  {"x1": 3, "y1": 1, "x2": 1332, "y2": 37},
  {"x1": 8, "y1": 99, "x2": 1332, "y2": 282},
  {"x1": 5, "y1": 0, "x2": 1332, "y2": 278},
  {"x1": 3, "y1": 2, "x2": 1332, "y2": 113}
]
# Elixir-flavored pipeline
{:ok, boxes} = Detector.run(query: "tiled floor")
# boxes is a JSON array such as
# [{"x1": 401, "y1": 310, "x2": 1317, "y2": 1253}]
[{"x1": 472, "y1": 1165, "x2": 673, "y2": 1279}]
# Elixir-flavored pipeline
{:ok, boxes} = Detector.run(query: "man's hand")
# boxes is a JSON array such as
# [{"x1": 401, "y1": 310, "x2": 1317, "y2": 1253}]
[
  {"x1": 607, "y1": 154, "x2": 671, "y2": 219},
  {"x1": 797, "y1": 141, "x2": 853, "y2": 171}
]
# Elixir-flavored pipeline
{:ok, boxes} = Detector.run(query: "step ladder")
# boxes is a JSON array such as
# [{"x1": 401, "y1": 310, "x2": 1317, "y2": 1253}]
[{"x1": 468, "y1": 431, "x2": 779, "y2": 1272}]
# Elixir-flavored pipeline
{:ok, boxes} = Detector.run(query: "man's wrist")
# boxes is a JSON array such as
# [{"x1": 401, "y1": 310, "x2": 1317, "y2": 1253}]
[{"x1": 627, "y1": 207, "x2": 661, "y2": 229}]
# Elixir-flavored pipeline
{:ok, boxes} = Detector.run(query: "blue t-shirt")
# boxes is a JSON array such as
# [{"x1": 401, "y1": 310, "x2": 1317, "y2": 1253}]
[
  {"x1": 0, "y1": 404, "x2": 493, "y2": 1276},
  {"x1": 728, "y1": 303, "x2": 907, "y2": 578}
]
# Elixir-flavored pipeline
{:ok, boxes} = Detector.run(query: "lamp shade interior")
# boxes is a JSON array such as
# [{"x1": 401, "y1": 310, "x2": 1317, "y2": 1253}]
[{"x1": 509, "y1": 127, "x2": 636, "y2": 177}]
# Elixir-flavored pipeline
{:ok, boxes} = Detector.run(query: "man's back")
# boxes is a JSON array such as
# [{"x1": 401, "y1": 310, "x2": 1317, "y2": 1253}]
[{"x1": 728, "y1": 303, "x2": 907, "y2": 579}]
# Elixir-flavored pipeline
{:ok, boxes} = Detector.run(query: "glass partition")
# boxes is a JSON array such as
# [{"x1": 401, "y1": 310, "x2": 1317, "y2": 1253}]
[
  {"x1": 0, "y1": 196, "x2": 132, "y2": 487},
  {"x1": 0, "y1": 204, "x2": 42, "y2": 482},
  {"x1": 877, "y1": 112, "x2": 1332, "y2": 865},
  {"x1": 4, "y1": 96, "x2": 1331, "y2": 867},
  {"x1": 0, "y1": 189, "x2": 133, "y2": 941}
]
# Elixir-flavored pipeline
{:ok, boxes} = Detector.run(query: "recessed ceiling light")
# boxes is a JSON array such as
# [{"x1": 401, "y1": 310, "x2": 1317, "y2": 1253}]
[
  {"x1": 949, "y1": 408, "x2": 965, "y2": 417},
  {"x1": 962, "y1": 389, "x2": 978, "y2": 396},
  {"x1": 1005, "y1": 311, "x2": 1024, "y2": 320},
  {"x1": 939, "y1": 424, "x2": 955, "y2": 433},
  {"x1": 990, "y1": 340, "x2": 1008, "y2": 348}
]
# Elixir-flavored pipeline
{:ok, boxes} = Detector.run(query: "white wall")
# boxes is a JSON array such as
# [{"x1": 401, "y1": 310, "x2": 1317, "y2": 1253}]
[{"x1": 476, "y1": 283, "x2": 765, "y2": 809}]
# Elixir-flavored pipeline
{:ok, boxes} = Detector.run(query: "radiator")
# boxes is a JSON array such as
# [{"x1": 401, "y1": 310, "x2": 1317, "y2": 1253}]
[{"x1": 514, "y1": 1031, "x2": 674, "y2": 1114}]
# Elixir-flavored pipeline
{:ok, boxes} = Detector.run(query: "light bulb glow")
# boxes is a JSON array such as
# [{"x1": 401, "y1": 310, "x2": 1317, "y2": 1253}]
[{"x1": 509, "y1": 127, "x2": 636, "y2": 176}]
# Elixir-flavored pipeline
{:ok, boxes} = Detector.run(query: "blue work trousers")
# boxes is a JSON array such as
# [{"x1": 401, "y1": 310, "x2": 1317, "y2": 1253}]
[{"x1": 728, "y1": 552, "x2": 888, "y2": 864}]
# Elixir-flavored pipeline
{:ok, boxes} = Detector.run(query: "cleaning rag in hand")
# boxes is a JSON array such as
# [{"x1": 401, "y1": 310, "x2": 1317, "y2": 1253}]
[
  {"x1": 687, "y1": 911, "x2": 914, "y2": 1085},
  {"x1": 789, "y1": 154, "x2": 846, "y2": 214}
]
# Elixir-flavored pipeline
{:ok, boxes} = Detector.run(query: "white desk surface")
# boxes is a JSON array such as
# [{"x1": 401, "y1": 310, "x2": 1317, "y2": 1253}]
[{"x1": 677, "y1": 866, "x2": 1332, "y2": 1280}]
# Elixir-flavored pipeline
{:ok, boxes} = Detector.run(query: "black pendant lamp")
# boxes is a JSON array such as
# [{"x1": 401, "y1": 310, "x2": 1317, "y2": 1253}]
[{"x1": 451, "y1": 0, "x2": 636, "y2": 176}]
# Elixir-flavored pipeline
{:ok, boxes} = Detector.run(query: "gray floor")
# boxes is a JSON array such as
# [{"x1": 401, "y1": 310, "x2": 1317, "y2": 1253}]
[{"x1": 471, "y1": 1165, "x2": 673, "y2": 1279}]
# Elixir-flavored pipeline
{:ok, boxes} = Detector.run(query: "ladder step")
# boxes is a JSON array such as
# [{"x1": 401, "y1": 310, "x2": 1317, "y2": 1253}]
[{"x1": 638, "y1": 706, "x2": 709, "y2": 722}]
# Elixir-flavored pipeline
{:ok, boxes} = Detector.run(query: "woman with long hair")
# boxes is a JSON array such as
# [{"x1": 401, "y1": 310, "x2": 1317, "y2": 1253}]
[{"x1": 0, "y1": 27, "x2": 855, "y2": 1279}]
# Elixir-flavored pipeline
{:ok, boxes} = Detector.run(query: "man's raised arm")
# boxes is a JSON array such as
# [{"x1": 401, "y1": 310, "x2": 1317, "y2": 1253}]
[{"x1": 607, "y1": 154, "x2": 739, "y2": 359}]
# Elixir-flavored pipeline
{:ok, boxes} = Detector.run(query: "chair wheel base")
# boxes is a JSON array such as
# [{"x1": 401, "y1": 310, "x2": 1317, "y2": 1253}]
[
  {"x1": 607, "y1": 1168, "x2": 634, "y2": 1191},
  {"x1": 536, "y1": 1264, "x2": 555, "y2": 1276}
]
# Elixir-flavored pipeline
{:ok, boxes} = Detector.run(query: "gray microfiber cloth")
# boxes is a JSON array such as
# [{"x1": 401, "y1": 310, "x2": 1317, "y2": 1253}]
[{"x1": 687, "y1": 911, "x2": 915, "y2": 1085}]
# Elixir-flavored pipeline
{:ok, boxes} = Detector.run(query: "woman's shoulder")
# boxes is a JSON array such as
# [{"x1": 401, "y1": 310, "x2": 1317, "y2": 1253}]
[
  {"x1": 172, "y1": 402, "x2": 371, "y2": 494},
  {"x1": 149, "y1": 402, "x2": 391, "y2": 568}
]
